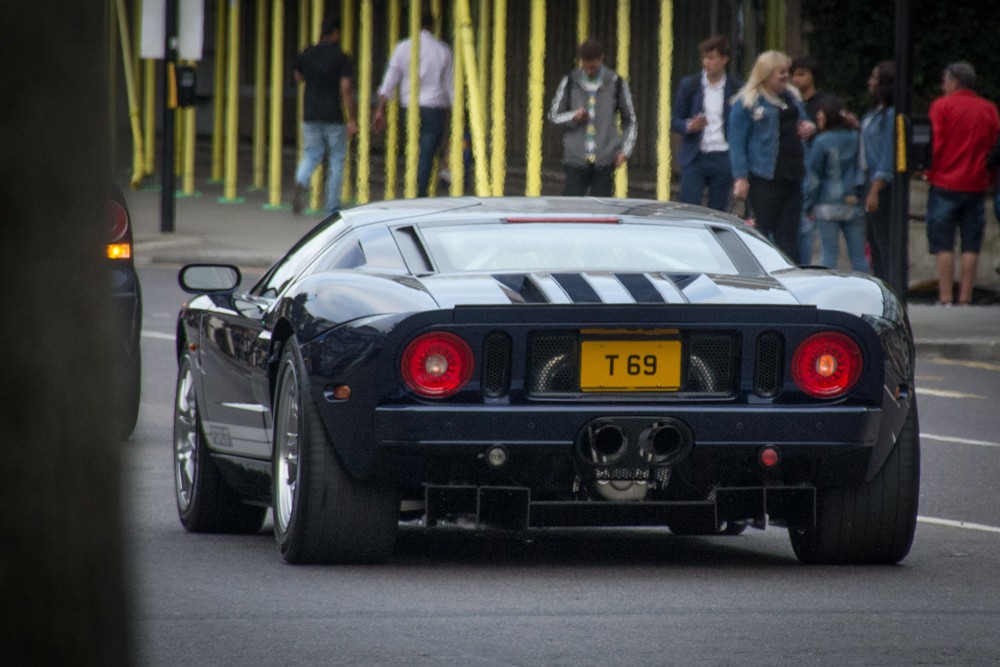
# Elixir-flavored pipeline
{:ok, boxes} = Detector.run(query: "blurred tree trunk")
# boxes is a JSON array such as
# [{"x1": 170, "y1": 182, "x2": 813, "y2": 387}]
[{"x1": 0, "y1": 3, "x2": 130, "y2": 664}]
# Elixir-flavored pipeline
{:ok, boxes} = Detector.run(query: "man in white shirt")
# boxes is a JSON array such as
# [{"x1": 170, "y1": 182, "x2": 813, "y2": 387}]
[
  {"x1": 373, "y1": 12, "x2": 454, "y2": 197},
  {"x1": 670, "y1": 36, "x2": 742, "y2": 211}
]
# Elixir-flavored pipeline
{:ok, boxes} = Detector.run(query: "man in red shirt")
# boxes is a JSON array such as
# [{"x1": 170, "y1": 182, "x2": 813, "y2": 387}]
[{"x1": 926, "y1": 62, "x2": 999, "y2": 305}]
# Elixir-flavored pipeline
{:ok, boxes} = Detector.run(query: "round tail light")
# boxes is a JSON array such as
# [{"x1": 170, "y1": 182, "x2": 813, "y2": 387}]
[
  {"x1": 109, "y1": 200, "x2": 129, "y2": 243},
  {"x1": 400, "y1": 332, "x2": 474, "y2": 398},
  {"x1": 792, "y1": 332, "x2": 863, "y2": 398}
]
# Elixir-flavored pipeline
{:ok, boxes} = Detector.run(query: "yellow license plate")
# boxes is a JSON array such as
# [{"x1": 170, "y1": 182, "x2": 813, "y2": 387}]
[{"x1": 579, "y1": 340, "x2": 682, "y2": 391}]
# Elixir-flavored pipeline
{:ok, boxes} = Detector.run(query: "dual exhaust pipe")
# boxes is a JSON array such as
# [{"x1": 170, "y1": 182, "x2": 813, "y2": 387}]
[{"x1": 579, "y1": 417, "x2": 693, "y2": 468}]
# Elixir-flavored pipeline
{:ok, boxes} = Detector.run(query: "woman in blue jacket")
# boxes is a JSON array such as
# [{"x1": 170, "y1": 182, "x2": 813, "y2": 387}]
[
  {"x1": 730, "y1": 51, "x2": 815, "y2": 263},
  {"x1": 859, "y1": 61, "x2": 895, "y2": 281},
  {"x1": 804, "y1": 96, "x2": 869, "y2": 272}
]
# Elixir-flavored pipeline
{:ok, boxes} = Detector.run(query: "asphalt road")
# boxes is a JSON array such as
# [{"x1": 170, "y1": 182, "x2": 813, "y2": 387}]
[{"x1": 128, "y1": 266, "x2": 1000, "y2": 666}]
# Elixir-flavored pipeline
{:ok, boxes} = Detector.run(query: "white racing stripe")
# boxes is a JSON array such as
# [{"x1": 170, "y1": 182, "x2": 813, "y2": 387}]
[
  {"x1": 921, "y1": 433, "x2": 1000, "y2": 448},
  {"x1": 918, "y1": 516, "x2": 1000, "y2": 534},
  {"x1": 142, "y1": 331, "x2": 175, "y2": 341}
]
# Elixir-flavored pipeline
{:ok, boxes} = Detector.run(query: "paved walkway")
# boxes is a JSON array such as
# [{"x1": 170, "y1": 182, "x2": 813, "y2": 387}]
[{"x1": 126, "y1": 184, "x2": 999, "y2": 363}]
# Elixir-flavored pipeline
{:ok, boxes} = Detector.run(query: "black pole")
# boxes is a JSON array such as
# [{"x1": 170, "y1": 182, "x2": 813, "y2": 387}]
[
  {"x1": 160, "y1": 0, "x2": 178, "y2": 233},
  {"x1": 890, "y1": 0, "x2": 912, "y2": 302}
]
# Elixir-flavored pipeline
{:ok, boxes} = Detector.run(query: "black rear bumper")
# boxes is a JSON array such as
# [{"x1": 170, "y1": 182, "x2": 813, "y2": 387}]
[{"x1": 423, "y1": 484, "x2": 816, "y2": 531}]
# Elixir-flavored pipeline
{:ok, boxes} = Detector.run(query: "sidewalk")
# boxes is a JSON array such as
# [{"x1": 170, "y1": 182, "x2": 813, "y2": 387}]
[{"x1": 127, "y1": 182, "x2": 1000, "y2": 363}]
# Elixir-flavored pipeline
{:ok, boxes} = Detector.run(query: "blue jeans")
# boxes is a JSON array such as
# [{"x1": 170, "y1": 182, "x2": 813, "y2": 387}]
[
  {"x1": 295, "y1": 121, "x2": 348, "y2": 213},
  {"x1": 926, "y1": 186, "x2": 986, "y2": 254},
  {"x1": 678, "y1": 151, "x2": 732, "y2": 212},
  {"x1": 816, "y1": 216, "x2": 869, "y2": 273},
  {"x1": 417, "y1": 107, "x2": 447, "y2": 197},
  {"x1": 799, "y1": 214, "x2": 817, "y2": 265}
]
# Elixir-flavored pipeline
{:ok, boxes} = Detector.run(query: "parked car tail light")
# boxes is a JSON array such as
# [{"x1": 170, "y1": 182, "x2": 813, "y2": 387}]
[
  {"x1": 792, "y1": 332, "x2": 863, "y2": 398},
  {"x1": 108, "y1": 200, "x2": 132, "y2": 260},
  {"x1": 401, "y1": 332, "x2": 474, "y2": 398}
]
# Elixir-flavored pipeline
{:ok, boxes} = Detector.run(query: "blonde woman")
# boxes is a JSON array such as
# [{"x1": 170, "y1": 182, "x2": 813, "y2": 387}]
[{"x1": 729, "y1": 50, "x2": 815, "y2": 263}]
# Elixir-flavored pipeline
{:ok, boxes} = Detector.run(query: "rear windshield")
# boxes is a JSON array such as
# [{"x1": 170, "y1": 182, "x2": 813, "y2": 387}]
[{"x1": 418, "y1": 222, "x2": 740, "y2": 274}]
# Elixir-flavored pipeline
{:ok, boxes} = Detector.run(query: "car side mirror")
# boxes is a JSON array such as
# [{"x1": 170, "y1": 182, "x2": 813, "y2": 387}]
[{"x1": 179, "y1": 264, "x2": 242, "y2": 294}]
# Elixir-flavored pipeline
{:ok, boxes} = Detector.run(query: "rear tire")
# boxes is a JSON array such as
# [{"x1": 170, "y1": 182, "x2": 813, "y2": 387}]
[
  {"x1": 789, "y1": 402, "x2": 920, "y2": 565},
  {"x1": 174, "y1": 352, "x2": 266, "y2": 534},
  {"x1": 272, "y1": 340, "x2": 399, "y2": 564}
]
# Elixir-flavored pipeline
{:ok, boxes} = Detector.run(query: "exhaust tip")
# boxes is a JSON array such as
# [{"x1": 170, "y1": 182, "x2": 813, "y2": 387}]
[
  {"x1": 640, "y1": 419, "x2": 693, "y2": 465},
  {"x1": 579, "y1": 422, "x2": 628, "y2": 465}
]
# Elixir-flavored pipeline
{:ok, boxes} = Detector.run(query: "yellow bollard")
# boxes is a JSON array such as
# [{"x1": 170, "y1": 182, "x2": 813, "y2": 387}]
[
  {"x1": 404, "y1": 0, "x2": 421, "y2": 199},
  {"x1": 448, "y1": 19, "x2": 466, "y2": 198},
  {"x1": 143, "y1": 59, "x2": 156, "y2": 177},
  {"x1": 266, "y1": 0, "x2": 285, "y2": 209},
  {"x1": 183, "y1": 103, "x2": 197, "y2": 195},
  {"x1": 455, "y1": 0, "x2": 492, "y2": 196},
  {"x1": 251, "y1": 0, "x2": 268, "y2": 191},
  {"x1": 220, "y1": 0, "x2": 243, "y2": 203},
  {"x1": 384, "y1": 0, "x2": 401, "y2": 200},
  {"x1": 211, "y1": 0, "x2": 226, "y2": 183},
  {"x1": 356, "y1": 0, "x2": 373, "y2": 205},
  {"x1": 577, "y1": 0, "x2": 589, "y2": 45},
  {"x1": 114, "y1": 0, "x2": 146, "y2": 188},
  {"x1": 308, "y1": 0, "x2": 323, "y2": 213},
  {"x1": 614, "y1": 0, "x2": 630, "y2": 198},
  {"x1": 656, "y1": 0, "x2": 673, "y2": 200},
  {"x1": 490, "y1": 0, "x2": 508, "y2": 196},
  {"x1": 525, "y1": 0, "x2": 545, "y2": 197},
  {"x1": 340, "y1": 0, "x2": 355, "y2": 206}
]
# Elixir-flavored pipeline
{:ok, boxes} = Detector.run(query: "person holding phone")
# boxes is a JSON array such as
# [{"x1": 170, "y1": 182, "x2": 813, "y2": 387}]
[{"x1": 671, "y1": 35, "x2": 743, "y2": 211}]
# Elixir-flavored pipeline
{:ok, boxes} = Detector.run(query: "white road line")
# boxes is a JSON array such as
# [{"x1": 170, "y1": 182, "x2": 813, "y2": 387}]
[
  {"x1": 915, "y1": 387, "x2": 985, "y2": 400},
  {"x1": 926, "y1": 358, "x2": 1000, "y2": 372},
  {"x1": 142, "y1": 331, "x2": 174, "y2": 341},
  {"x1": 918, "y1": 516, "x2": 1000, "y2": 534},
  {"x1": 921, "y1": 433, "x2": 1000, "y2": 448}
]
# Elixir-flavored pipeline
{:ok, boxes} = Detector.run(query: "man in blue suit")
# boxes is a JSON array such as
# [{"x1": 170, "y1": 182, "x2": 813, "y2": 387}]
[{"x1": 671, "y1": 36, "x2": 743, "y2": 211}]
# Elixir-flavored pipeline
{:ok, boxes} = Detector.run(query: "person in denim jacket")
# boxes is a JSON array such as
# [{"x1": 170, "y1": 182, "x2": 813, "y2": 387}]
[
  {"x1": 859, "y1": 61, "x2": 895, "y2": 282},
  {"x1": 730, "y1": 51, "x2": 815, "y2": 263},
  {"x1": 804, "y1": 96, "x2": 869, "y2": 273}
]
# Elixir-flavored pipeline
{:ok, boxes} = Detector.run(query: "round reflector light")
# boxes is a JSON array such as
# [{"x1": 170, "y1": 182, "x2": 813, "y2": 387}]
[
  {"x1": 109, "y1": 200, "x2": 129, "y2": 243},
  {"x1": 792, "y1": 332, "x2": 863, "y2": 398},
  {"x1": 400, "y1": 332, "x2": 474, "y2": 398}
]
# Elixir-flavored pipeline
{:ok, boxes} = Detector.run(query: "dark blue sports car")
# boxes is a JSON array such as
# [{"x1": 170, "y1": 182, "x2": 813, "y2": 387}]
[{"x1": 173, "y1": 197, "x2": 919, "y2": 565}]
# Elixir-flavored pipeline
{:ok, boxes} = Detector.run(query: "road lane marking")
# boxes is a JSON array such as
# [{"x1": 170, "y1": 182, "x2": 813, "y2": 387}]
[
  {"x1": 915, "y1": 387, "x2": 985, "y2": 400},
  {"x1": 926, "y1": 358, "x2": 1000, "y2": 372},
  {"x1": 142, "y1": 331, "x2": 174, "y2": 341},
  {"x1": 921, "y1": 433, "x2": 1000, "y2": 448},
  {"x1": 918, "y1": 516, "x2": 1000, "y2": 534}
]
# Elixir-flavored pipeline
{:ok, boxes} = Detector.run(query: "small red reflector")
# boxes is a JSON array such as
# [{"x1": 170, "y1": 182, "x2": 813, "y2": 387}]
[
  {"x1": 503, "y1": 216, "x2": 620, "y2": 224},
  {"x1": 759, "y1": 447, "x2": 780, "y2": 468}
]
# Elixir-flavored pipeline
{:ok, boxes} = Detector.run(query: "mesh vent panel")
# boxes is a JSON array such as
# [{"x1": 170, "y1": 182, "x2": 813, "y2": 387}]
[
  {"x1": 481, "y1": 332, "x2": 512, "y2": 398},
  {"x1": 754, "y1": 332, "x2": 784, "y2": 397}
]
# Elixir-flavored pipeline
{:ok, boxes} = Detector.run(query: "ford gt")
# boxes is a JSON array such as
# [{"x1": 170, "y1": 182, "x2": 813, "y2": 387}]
[{"x1": 173, "y1": 197, "x2": 919, "y2": 565}]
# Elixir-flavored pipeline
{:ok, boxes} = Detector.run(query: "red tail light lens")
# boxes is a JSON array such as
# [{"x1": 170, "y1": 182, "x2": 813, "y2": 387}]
[
  {"x1": 792, "y1": 332, "x2": 863, "y2": 398},
  {"x1": 109, "y1": 200, "x2": 129, "y2": 242},
  {"x1": 400, "y1": 332, "x2": 474, "y2": 398}
]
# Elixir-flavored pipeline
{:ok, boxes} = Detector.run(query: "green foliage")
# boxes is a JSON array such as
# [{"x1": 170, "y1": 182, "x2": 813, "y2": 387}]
[{"x1": 801, "y1": 0, "x2": 1000, "y2": 116}]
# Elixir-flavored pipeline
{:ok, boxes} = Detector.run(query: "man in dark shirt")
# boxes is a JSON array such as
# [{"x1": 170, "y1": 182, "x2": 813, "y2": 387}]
[{"x1": 292, "y1": 17, "x2": 357, "y2": 215}]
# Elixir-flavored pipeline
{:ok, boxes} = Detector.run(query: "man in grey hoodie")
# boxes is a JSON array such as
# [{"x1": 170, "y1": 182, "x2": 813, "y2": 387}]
[{"x1": 548, "y1": 39, "x2": 637, "y2": 196}]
